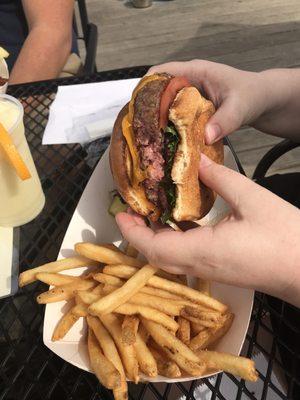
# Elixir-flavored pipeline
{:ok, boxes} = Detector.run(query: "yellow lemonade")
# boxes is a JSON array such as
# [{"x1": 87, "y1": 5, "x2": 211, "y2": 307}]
[{"x1": 0, "y1": 95, "x2": 45, "y2": 227}]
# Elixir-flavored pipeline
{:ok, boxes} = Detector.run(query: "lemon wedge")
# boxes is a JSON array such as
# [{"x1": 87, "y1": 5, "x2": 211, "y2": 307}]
[{"x1": 0, "y1": 122, "x2": 31, "y2": 180}]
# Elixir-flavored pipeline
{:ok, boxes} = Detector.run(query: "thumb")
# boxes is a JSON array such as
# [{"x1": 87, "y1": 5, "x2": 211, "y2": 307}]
[
  {"x1": 205, "y1": 97, "x2": 243, "y2": 144},
  {"x1": 199, "y1": 154, "x2": 258, "y2": 213}
]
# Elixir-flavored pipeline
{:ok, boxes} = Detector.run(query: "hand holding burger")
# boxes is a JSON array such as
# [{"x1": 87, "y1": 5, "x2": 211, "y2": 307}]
[{"x1": 113, "y1": 61, "x2": 300, "y2": 308}]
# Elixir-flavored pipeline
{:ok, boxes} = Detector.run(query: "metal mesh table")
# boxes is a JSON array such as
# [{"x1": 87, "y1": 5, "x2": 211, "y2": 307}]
[{"x1": 1, "y1": 67, "x2": 299, "y2": 400}]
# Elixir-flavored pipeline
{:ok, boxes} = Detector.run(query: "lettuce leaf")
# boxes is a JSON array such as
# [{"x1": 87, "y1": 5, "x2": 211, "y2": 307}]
[{"x1": 160, "y1": 123, "x2": 179, "y2": 223}]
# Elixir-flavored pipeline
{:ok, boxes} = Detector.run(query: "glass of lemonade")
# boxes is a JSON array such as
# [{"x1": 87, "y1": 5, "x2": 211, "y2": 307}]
[{"x1": 0, "y1": 94, "x2": 45, "y2": 227}]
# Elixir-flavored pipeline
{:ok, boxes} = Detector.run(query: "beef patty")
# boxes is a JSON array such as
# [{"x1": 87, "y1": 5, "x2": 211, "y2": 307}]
[{"x1": 133, "y1": 76, "x2": 171, "y2": 207}]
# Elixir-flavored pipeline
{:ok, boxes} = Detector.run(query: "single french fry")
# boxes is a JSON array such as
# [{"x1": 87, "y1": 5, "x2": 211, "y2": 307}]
[
  {"x1": 77, "y1": 290, "x2": 100, "y2": 305},
  {"x1": 122, "y1": 316, "x2": 139, "y2": 345},
  {"x1": 183, "y1": 306, "x2": 223, "y2": 323},
  {"x1": 37, "y1": 279, "x2": 96, "y2": 304},
  {"x1": 148, "y1": 345, "x2": 181, "y2": 378},
  {"x1": 87, "y1": 315, "x2": 127, "y2": 391},
  {"x1": 179, "y1": 311, "x2": 220, "y2": 328},
  {"x1": 102, "y1": 243, "x2": 123, "y2": 253},
  {"x1": 36, "y1": 272, "x2": 81, "y2": 286},
  {"x1": 196, "y1": 278, "x2": 211, "y2": 296},
  {"x1": 189, "y1": 313, "x2": 234, "y2": 350},
  {"x1": 100, "y1": 314, "x2": 139, "y2": 383},
  {"x1": 138, "y1": 324, "x2": 150, "y2": 343},
  {"x1": 89, "y1": 265, "x2": 157, "y2": 315},
  {"x1": 87, "y1": 328, "x2": 121, "y2": 389},
  {"x1": 71, "y1": 303, "x2": 88, "y2": 317},
  {"x1": 144, "y1": 324, "x2": 205, "y2": 377},
  {"x1": 189, "y1": 328, "x2": 211, "y2": 350},
  {"x1": 129, "y1": 292, "x2": 183, "y2": 316},
  {"x1": 52, "y1": 306, "x2": 80, "y2": 341},
  {"x1": 115, "y1": 303, "x2": 178, "y2": 332},
  {"x1": 113, "y1": 387, "x2": 128, "y2": 400},
  {"x1": 92, "y1": 284, "x2": 105, "y2": 294},
  {"x1": 191, "y1": 322, "x2": 206, "y2": 336},
  {"x1": 103, "y1": 265, "x2": 183, "y2": 283},
  {"x1": 141, "y1": 319, "x2": 199, "y2": 363},
  {"x1": 177, "y1": 317, "x2": 191, "y2": 344},
  {"x1": 134, "y1": 333, "x2": 157, "y2": 377},
  {"x1": 19, "y1": 256, "x2": 96, "y2": 287},
  {"x1": 101, "y1": 281, "x2": 183, "y2": 302},
  {"x1": 140, "y1": 286, "x2": 183, "y2": 300},
  {"x1": 196, "y1": 350, "x2": 258, "y2": 381},
  {"x1": 103, "y1": 266, "x2": 227, "y2": 313},
  {"x1": 147, "y1": 277, "x2": 227, "y2": 313},
  {"x1": 94, "y1": 273, "x2": 125, "y2": 287},
  {"x1": 75, "y1": 242, "x2": 143, "y2": 267},
  {"x1": 125, "y1": 243, "x2": 138, "y2": 258},
  {"x1": 162, "y1": 346, "x2": 206, "y2": 376}
]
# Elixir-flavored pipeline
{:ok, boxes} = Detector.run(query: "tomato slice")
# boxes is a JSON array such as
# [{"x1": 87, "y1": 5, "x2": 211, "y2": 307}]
[{"x1": 159, "y1": 76, "x2": 191, "y2": 130}]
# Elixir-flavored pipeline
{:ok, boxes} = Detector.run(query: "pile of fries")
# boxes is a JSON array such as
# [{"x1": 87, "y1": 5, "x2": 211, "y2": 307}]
[{"x1": 19, "y1": 242, "x2": 258, "y2": 400}]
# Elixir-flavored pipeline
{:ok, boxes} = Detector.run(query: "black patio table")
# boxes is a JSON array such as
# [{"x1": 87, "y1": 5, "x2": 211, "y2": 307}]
[{"x1": 1, "y1": 66, "x2": 298, "y2": 400}]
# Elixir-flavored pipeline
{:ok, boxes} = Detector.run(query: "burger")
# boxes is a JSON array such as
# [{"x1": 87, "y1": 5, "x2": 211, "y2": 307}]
[{"x1": 109, "y1": 73, "x2": 223, "y2": 223}]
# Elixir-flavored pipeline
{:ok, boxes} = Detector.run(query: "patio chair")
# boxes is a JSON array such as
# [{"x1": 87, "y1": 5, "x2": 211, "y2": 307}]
[{"x1": 74, "y1": 0, "x2": 98, "y2": 74}]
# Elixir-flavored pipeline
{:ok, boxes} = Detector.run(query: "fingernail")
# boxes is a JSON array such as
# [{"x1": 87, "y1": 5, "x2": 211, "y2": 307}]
[
  {"x1": 205, "y1": 123, "x2": 221, "y2": 144},
  {"x1": 200, "y1": 153, "x2": 213, "y2": 167}
]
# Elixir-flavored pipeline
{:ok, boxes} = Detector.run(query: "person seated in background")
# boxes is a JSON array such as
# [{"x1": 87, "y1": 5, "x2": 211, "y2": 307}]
[{"x1": 0, "y1": 0, "x2": 82, "y2": 84}]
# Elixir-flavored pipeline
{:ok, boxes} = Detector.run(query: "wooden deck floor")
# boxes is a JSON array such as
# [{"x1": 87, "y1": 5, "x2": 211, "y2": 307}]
[{"x1": 84, "y1": 0, "x2": 300, "y2": 177}]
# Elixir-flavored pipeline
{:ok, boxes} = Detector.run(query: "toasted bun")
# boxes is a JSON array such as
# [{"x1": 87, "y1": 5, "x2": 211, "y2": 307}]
[
  {"x1": 169, "y1": 87, "x2": 223, "y2": 222},
  {"x1": 109, "y1": 105, "x2": 159, "y2": 219}
]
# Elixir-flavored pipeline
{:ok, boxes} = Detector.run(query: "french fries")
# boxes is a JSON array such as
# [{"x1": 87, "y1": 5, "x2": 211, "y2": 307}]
[
  {"x1": 177, "y1": 317, "x2": 191, "y2": 344},
  {"x1": 189, "y1": 313, "x2": 234, "y2": 350},
  {"x1": 94, "y1": 273, "x2": 125, "y2": 287},
  {"x1": 134, "y1": 333, "x2": 157, "y2": 377},
  {"x1": 122, "y1": 316, "x2": 139, "y2": 345},
  {"x1": 87, "y1": 329, "x2": 121, "y2": 389},
  {"x1": 52, "y1": 306, "x2": 80, "y2": 341},
  {"x1": 87, "y1": 317, "x2": 127, "y2": 379},
  {"x1": 196, "y1": 350, "x2": 258, "y2": 381},
  {"x1": 36, "y1": 272, "x2": 81, "y2": 286},
  {"x1": 100, "y1": 314, "x2": 139, "y2": 384},
  {"x1": 104, "y1": 266, "x2": 227, "y2": 313},
  {"x1": 138, "y1": 324, "x2": 150, "y2": 343},
  {"x1": 72, "y1": 303, "x2": 88, "y2": 317},
  {"x1": 37, "y1": 279, "x2": 96, "y2": 304},
  {"x1": 19, "y1": 256, "x2": 96, "y2": 287},
  {"x1": 75, "y1": 242, "x2": 143, "y2": 267},
  {"x1": 148, "y1": 345, "x2": 181, "y2": 378},
  {"x1": 114, "y1": 303, "x2": 178, "y2": 332},
  {"x1": 89, "y1": 265, "x2": 157, "y2": 315},
  {"x1": 141, "y1": 319, "x2": 199, "y2": 363},
  {"x1": 20, "y1": 240, "x2": 257, "y2": 400},
  {"x1": 104, "y1": 264, "x2": 183, "y2": 283}
]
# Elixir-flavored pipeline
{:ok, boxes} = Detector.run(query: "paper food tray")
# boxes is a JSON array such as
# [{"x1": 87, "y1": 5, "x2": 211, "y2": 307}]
[{"x1": 43, "y1": 145, "x2": 254, "y2": 383}]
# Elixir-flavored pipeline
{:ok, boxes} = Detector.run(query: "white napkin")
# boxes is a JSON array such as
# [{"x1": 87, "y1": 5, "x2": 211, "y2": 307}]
[{"x1": 42, "y1": 78, "x2": 140, "y2": 145}]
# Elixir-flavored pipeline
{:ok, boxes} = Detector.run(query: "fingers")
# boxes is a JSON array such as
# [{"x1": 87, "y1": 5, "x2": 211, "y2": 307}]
[
  {"x1": 116, "y1": 212, "x2": 212, "y2": 270},
  {"x1": 147, "y1": 60, "x2": 210, "y2": 88},
  {"x1": 199, "y1": 154, "x2": 259, "y2": 213},
  {"x1": 205, "y1": 97, "x2": 243, "y2": 144}
]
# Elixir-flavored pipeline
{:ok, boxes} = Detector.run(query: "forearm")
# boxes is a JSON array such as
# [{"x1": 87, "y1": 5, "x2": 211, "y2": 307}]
[
  {"x1": 9, "y1": 26, "x2": 71, "y2": 84},
  {"x1": 254, "y1": 68, "x2": 300, "y2": 141}
]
